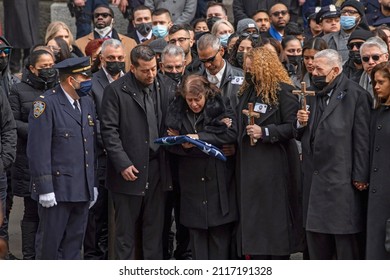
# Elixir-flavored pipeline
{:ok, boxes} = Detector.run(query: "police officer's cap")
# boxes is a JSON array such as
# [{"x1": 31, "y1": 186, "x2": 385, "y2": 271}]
[
  {"x1": 316, "y1": 5, "x2": 341, "y2": 24},
  {"x1": 54, "y1": 57, "x2": 92, "y2": 77},
  {"x1": 305, "y1": 6, "x2": 321, "y2": 21}
]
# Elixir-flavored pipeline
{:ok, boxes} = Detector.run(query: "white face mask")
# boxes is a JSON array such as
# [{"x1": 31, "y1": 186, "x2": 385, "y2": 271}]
[{"x1": 94, "y1": 19, "x2": 113, "y2": 37}]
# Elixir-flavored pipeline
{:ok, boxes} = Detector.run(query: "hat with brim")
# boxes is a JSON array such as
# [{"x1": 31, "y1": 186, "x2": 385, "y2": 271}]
[
  {"x1": 54, "y1": 56, "x2": 92, "y2": 77},
  {"x1": 316, "y1": 5, "x2": 341, "y2": 24}
]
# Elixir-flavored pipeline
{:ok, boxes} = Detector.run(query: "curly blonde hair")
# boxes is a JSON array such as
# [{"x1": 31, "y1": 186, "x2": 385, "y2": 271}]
[{"x1": 239, "y1": 47, "x2": 292, "y2": 105}]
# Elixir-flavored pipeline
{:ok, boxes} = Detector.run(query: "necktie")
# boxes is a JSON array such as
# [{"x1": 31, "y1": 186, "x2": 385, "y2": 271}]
[
  {"x1": 143, "y1": 88, "x2": 159, "y2": 152},
  {"x1": 141, "y1": 38, "x2": 147, "y2": 42},
  {"x1": 73, "y1": 100, "x2": 81, "y2": 121}
]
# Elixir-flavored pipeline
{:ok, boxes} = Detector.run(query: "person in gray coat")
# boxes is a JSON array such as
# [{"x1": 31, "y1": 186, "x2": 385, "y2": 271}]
[{"x1": 144, "y1": 0, "x2": 197, "y2": 25}]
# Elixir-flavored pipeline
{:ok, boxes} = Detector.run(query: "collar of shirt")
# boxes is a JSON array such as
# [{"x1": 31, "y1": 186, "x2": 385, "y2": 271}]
[
  {"x1": 136, "y1": 30, "x2": 152, "y2": 42},
  {"x1": 206, "y1": 59, "x2": 226, "y2": 88},
  {"x1": 99, "y1": 31, "x2": 113, "y2": 39},
  {"x1": 102, "y1": 66, "x2": 125, "y2": 83},
  {"x1": 60, "y1": 84, "x2": 80, "y2": 110}
]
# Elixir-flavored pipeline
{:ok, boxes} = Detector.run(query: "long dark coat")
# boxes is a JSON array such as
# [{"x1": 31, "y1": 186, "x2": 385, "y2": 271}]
[
  {"x1": 9, "y1": 71, "x2": 56, "y2": 197},
  {"x1": 100, "y1": 72, "x2": 173, "y2": 195},
  {"x1": 166, "y1": 94, "x2": 238, "y2": 229},
  {"x1": 296, "y1": 74, "x2": 371, "y2": 234},
  {"x1": 366, "y1": 106, "x2": 390, "y2": 260},
  {"x1": 237, "y1": 82, "x2": 303, "y2": 256},
  {"x1": 3, "y1": 0, "x2": 39, "y2": 48}
]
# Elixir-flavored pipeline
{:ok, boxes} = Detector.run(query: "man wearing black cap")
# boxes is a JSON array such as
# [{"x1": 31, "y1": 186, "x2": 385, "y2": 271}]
[
  {"x1": 100, "y1": 45, "x2": 173, "y2": 259},
  {"x1": 27, "y1": 56, "x2": 98, "y2": 260},
  {"x1": 304, "y1": 7, "x2": 322, "y2": 40},
  {"x1": 343, "y1": 29, "x2": 375, "y2": 83}
]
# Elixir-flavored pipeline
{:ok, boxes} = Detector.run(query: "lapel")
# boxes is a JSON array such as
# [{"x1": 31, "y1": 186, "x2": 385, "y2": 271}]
[
  {"x1": 57, "y1": 88, "x2": 82, "y2": 126},
  {"x1": 80, "y1": 97, "x2": 90, "y2": 128},
  {"x1": 318, "y1": 75, "x2": 348, "y2": 124},
  {"x1": 97, "y1": 69, "x2": 109, "y2": 91},
  {"x1": 256, "y1": 104, "x2": 278, "y2": 125},
  {"x1": 307, "y1": 95, "x2": 317, "y2": 137}
]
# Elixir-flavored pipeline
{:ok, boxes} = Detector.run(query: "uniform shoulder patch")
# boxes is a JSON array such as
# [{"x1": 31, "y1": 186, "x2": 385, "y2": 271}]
[{"x1": 33, "y1": 101, "x2": 46, "y2": 118}]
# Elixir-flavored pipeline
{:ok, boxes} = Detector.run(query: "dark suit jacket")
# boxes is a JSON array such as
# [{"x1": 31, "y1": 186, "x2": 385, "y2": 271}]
[
  {"x1": 100, "y1": 72, "x2": 172, "y2": 195},
  {"x1": 27, "y1": 86, "x2": 97, "y2": 202},
  {"x1": 127, "y1": 30, "x2": 141, "y2": 45},
  {"x1": 296, "y1": 74, "x2": 371, "y2": 234}
]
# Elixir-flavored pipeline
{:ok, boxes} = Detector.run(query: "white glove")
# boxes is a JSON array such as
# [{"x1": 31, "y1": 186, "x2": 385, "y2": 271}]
[
  {"x1": 89, "y1": 187, "x2": 99, "y2": 209},
  {"x1": 39, "y1": 192, "x2": 57, "y2": 208}
]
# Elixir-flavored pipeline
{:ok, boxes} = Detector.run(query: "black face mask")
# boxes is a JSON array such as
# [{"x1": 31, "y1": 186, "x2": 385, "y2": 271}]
[
  {"x1": 165, "y1": 72, "x2": 183, "y2": 83},
  {"x1": 312, "y1": 75, "x2": 328, "y2": 90},
  {"x1": 287, "y1": 55, "x2": 302, "y2": 66},
  {"x1": 236, "y1": 52, "x2": 244, "y2": 68},
  {"x1": 245, "y1": 72, "x2": 253, "y2": 85},
  {"x1": 105, "y1": 61, "x2": 125, "y2": 76},
  {"x1": 38, "y1": 68, "x2": 57, "y2": 83},
  {"x1": 349, "y1": 51, "x2": 362, "y2": 65},
  {"x1": 207, "y1": 17, "x2": 221, "y2": 31},
  {"x1": 0, "y1": 56, "x2": 8, "y2": 72},
  {"x1": 135, "y1": 22, "x2": 152, "y2": 36}
]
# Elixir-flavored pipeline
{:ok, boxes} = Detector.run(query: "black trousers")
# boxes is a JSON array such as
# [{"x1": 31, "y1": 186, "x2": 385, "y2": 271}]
[
  {"x1": 112, "y1": 159, "x2": 166, "y2": 260},
  {"x1": 306, "y1": 231, "x2": 361, "y2": 260},
  {"x1": 189, "y1": 223, "x2": 234, "y2": 260}
]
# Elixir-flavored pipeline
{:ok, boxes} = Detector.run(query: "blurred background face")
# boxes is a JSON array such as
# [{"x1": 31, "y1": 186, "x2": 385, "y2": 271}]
[
  {"x1": 216, "y1": 23, "x2": 233, "y2": 37},
  {"x1": 374, "y1": 70, "x2": 390, "y2": 102},
  {"x1": 284, "y1": 39, "x2": 302, "y2": 56},
  {"x1": 54, "y1": 28, "x2": 70, "y2": 46},
  {"x1": 321, "y1": 17, "x2": 340, "y2": 34},
  {"x1": 206, "y1": 5, "x2": 227, "y2": 20},
  {"x1": 47, "y1": 39, "x2": 61, "y2": 57},
  {"x1": 309, "y1": 19, "x2": 323, "y2": 35},
  {"x1": 303, "y1": 49, "x2": 318, "y2": 73},
  {"x1": 194, "y1": 21, "x2": 209, "y2": 33},
  {"x1": 253, "y1": 11, "x2": 270, "y2": 32},
  {"x1": 133, "y1": 9, "x2": 152, "y2": 25}
]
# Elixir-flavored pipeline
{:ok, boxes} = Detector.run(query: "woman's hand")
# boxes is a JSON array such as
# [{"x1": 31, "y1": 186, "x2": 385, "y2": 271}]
[
  {"x1": 182, "y1": 134, "x2": 198, "y2": 149},
  {"x1": 167, "y1": 128, "x2": 180, "y2": 136},
  {"x1": 220, "y1": 117, "x2": 233, "y2": 128},
  {"x1": 246, "y1": 124, "x2": 262, "y2": 140}
]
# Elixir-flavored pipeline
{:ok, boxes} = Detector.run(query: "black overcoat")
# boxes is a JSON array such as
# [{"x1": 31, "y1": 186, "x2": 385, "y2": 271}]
[
  {"x1": 296, "y1": 74, "x2": 371, "y2": 234},
  {"x1": 366, "y1": 106, "x2": 390, "y2": 260},
  {"x1": 237, "y1": 82, "x2": 304, "y2": 256}
]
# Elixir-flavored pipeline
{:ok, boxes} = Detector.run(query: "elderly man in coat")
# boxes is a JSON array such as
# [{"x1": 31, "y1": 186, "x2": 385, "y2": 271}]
[{"x1": 296, "y1": 49, "x2": 371, "y2": 259}]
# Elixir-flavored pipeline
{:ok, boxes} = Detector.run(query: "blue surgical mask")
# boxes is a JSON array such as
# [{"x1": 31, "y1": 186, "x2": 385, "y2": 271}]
[
  {"x1": 219, "y1": 33, "x2": 231, "y2": 47},
  {"x1": 152, "y1": 25, "x2": 168, "y2": 38},
  {"x1": 72, "y1": 77, "x2": 92, "y2": 97},
  {"x1": 340, "y1": 16, "x2": 356, "y2": 30}
]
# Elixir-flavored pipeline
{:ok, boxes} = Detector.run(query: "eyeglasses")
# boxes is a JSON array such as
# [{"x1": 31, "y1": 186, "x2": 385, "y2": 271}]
[
  {"x1": 199, "y1": 49, "x2": 220, "y2": 64},
  {"x1": 271, "y1": 10, "x2": 288, "y2": 17},
  {"x1": 0, "y1": 48, "x2": 11, "y2": 55},
  {"x1": 361, "y1": 53, "x2": 385, "y2": 63},
  {"x1": 94, "y1": 13, "x2": 112, "y2": 19},
  {"x1": 341, "y1": 9, "x2": 359, "y2": 15},
  {"x1": 168, "y1": 37, "x2": 190, "y2": 44},
  {"x1": 347, "y1": 42, "x2": 363, "y2": 50},
  {"x1": 162, "y1": 64, "x2": 184, "y2": 71}
]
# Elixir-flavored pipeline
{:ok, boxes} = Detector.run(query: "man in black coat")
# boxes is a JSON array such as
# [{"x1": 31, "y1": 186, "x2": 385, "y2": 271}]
[
  {"x1": 127, "y1": 5, "x2": 153, "y2": 44},
  {"x1": 100, "y1": 45, "x2": 172, "y2": 259},
  {"x1": 296, "y1": 49, "x2": 371, "y2": 259}
]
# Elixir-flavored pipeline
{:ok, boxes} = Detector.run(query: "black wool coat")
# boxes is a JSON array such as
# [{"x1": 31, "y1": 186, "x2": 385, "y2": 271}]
[{"x1": 236, "y1": 82, "x2": 304, "y2": 256}]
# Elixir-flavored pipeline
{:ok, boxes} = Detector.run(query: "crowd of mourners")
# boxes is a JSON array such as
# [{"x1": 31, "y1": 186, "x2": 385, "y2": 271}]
[{"x1": 0, "y1": 0, "x2": 390, "y2": 261}]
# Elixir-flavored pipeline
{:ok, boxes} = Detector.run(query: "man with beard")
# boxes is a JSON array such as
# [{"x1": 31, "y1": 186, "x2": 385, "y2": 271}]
[
  {"x1": 343, "y1": 29, "x2": 374, "y2": 83},
  {"x1": 127, "y1": 5, "x2": 153, "y2": 44},
  {"x1": 206, "y1": 1, "x2": 229, "y2": 31},
  {"x1": 168, "y1": 24, "x2": 202, "y2": 74},
  {"x1": 296, "y1": 49, "x2": 371, "y2": 259},
  {"x1": 252, "y1": 9, "x2": 271, "y2": 34},
  {"x1": 85, "y1": 39, "x2": 126, "y2": 260},
  {"x1": 359, "y1": 37, "x2": 389, "y2": 106},
  {"x1": 366, "y1": 0, "x2": 390, "y2": 27},
  {"x1": 266, "y1": 3, "x2": 290, "y2": 42},
  {"x1": 76, "y1": 4, "x2": 136, "y2": 72}
]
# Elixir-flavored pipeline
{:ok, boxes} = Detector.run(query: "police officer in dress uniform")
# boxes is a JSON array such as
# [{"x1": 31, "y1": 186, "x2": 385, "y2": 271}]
[{"x1": 27, "y1": 57, "x2": 98, "y2": 260}]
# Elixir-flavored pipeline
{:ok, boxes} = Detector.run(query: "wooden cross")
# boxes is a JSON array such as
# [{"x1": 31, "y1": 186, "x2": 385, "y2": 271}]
[
  {"x1": 292, "y1": 82, "x2": 316, "y2": 126},
  {"x1": 242, "y1": 103, "x2": 260, "y2": 146}
]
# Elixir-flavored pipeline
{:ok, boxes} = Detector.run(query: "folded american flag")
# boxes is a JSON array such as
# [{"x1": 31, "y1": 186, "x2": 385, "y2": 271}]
[{"x1": 154, "y1": 135, "x2": 227, "y2": 161}]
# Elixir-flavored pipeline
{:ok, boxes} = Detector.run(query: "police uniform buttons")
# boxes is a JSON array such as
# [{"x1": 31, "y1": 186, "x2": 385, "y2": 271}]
[
  {"x1": 145, "y1": 140, "x2": 148, "y2": 144},
  {"x1": 201, "y1": 177, "x2": 205, "y2": 181},
  {"x1": 168, "y1": 185, "x2": 172, "y2": 189},
  {"x1": 377, "y1": 125, "x2": 382, "y2": 130},
  {"x1": 84, "y1": 138, "x2": 87, "y2": 142},
  {"x1": 374, "y1": 168, "x2": 378, "y2": 172},
  {"x1": 314, "y1": 170, "x2": 319, "y2": 175},
  {"x1": 202, "y1": 200, "x2": 208, "y2": 205},
  {"x1": 143, "y1": 166, "x2": 146, "y2": 169},
  {"x1": 141, "y1": 191, "x2": 145, "y2": 195},
  {"x1": 86, "y1": 163, "x2": 89, "y2": 167},
  {"x1": 65, "y1": 133, "x2": 69, "y2": 137},
  {"x1": 372, "y1": 188, "x2": 377, "y2": 193},
  {"x1": 375, "y1": 146, "x2": 380, "y2": 152},
  {"x1": 86, "y1": 151, "x2": 88, "y2": 155},
  {"x1": 56, "y1": 171, "x2": 60, "y2": 175}
]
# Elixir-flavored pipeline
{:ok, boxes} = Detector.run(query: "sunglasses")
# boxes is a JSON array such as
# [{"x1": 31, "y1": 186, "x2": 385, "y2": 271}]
[
  {"x1": 240, "y1": 32, "x2": 261, "y2": 41},
  {"x1": 361, "y1": 53, "x2": 385, "y2": 63},
  {"x1": 0, "y1": 48, "x2": 11, "y2": 55},
  {"x1": 94, "y1": 13, "x2": 112, "y2": 19},
  {"x1": 347, "y1": 42, "x2": 363, "y2": 50},
  {"x1": 271, "y1": 10, "x2": 288, "y2": 17},
  {"x1": 199, "y1": 49, "x2": 220, "y2": 64}
]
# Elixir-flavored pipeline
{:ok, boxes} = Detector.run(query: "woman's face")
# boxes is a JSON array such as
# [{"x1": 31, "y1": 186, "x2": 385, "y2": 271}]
[
  {"x1": 303, "y1": 48, "x2": 318, "y2": 74},
  {"x1": 284, "y1": 39, "x2": 302, "y2": 56},
  {"x1": 374, "y1": 70, "x2": 390, "y2": 103},
  {"x1": 30, "y1": 54, "x2": 55, "y2": 76},
  {"x1": 47, "y1": 39, "x2": 60, "y2": 56},
  {"x1": 185, "y1": 92, "x2": 206, "y2": 114},
  {"x1": 216, "y1": 24, "x2": 233, "y2": 36},
  {"x1": 55, "y1": 27, "x2": 70, "y2": 46},
  {"x1": 195, "y1": 21, "x2": 209, "y2": 33},
  {"x1": 238, "y1": 39, "x2": 253, "y2": 53}
]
